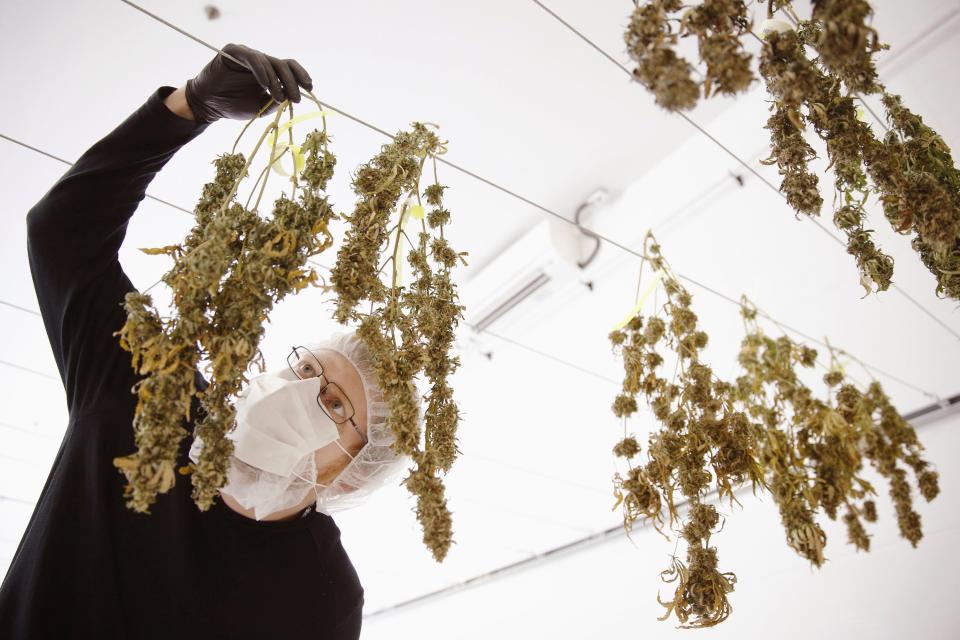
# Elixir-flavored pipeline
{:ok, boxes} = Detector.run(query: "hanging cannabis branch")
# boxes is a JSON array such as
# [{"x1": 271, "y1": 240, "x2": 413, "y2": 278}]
[
  {"x1": 610, "y1": 232, "x2": 759, "y2": 628},
  {"x1": 609, "y1": 232, "x2": 939, "y2": 627},
  {"x1": 114, "y1": 96, "x2": 338, "y2": 512},
  {"x1": 330, "y1": 124, "x2": 467, "y2": 562},
  {"x1": 625, "y1": 0, "x2": 754, "y2": 111},
  {"x1": 734, "y1": 298, "x2": 939, "y2": 556},
  {"x1": 622, "y1": 1, "x2": 960, "y2": 300}
]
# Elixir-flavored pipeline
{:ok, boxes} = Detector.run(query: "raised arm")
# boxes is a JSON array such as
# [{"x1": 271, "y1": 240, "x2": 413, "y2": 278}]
[
  {"x1": 25, "y1": 44, "x2": 313, "y2": 417},
  {"x1": 26, "y1": 85, "x2": 210, "y2": 415}
]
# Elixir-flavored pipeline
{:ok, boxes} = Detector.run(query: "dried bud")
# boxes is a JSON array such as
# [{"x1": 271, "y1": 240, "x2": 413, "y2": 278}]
[
  {"x1": 810, "y1": 0, "x2": 883, "y2": 93},
  {"x1": 614, "y1": 436, "x2": 641, "y2": 458},
  {"x1": 115, "y1": 109, "x2": 337, "y2": 513}
]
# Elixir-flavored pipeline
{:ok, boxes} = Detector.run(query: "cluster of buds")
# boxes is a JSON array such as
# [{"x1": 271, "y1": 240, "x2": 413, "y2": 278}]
[
  {"x1": 330, "y1": 124, "x2": 467, "y2": 562},
  {"x1": 609, "y1": 234, "x2": 938, "y2": 626},
  {"x1": 624, "y1": 0, "x2": 754, "y2": 111},
  {"x1": 622, "y1": 1, "x2": 960, "y2": 299},
  {"x1": 610, "y1": 232, "x2": 761, "y2": 627},
  {"x1": 115, "y1": 100, "x2": 337, "y2": 512}
]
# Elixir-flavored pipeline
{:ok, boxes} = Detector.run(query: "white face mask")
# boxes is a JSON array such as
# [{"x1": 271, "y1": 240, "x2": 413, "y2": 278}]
[
  {"x1": 189, "y1": 368, "x2": 363, "y2": 520},
  {"x1": 228, "y1": 370, "x2": 341, "y2": 476}
]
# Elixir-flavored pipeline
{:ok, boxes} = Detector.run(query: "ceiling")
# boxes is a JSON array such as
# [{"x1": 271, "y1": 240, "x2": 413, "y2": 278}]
[{"x1": 1, "y1": 0, "x2": 959, "y2": 637}]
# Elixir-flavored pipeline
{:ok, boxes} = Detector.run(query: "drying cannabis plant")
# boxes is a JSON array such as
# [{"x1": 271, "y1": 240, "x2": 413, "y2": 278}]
[
  {"x1": 769, "y1": 6, "x2": 960, "y2": 300},
  {"x1": 866, "y1": 93, "x2": 960, "y2": 300},
  {"x1": 114, "y1": 96, "x2": 338, "y2": 512},
  {"x1": 622, "y1": 1, "x2": 960, "y2": 300},
  {"x1": 625, "y1": 0, "x2": 754, "y2": 111},
  {"x1": 735, "y1": 298, "x2": 940, "y2": 558},
  {"x1": 610, "y1": 232, "x2": 760, "y2": 628},
  {"x1": 760, "y1": 26, "x2": 895, "y2": 295},
  {"x1": 330, "y1": 124, "x2": 467, "y2": 562},
  {"x1": 609, "y1": 232, "x2": 939, "y2": 627}
]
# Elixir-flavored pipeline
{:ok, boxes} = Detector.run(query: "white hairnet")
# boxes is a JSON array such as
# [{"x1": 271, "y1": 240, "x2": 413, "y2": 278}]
[{"x1": 304, "y1": 330, "x2": 416, "y2": 514}]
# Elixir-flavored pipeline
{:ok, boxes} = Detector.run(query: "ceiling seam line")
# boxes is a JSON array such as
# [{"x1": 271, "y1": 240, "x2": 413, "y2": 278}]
[{"x1": 364, "y1": 391, "x2": 960, "y2": 618}]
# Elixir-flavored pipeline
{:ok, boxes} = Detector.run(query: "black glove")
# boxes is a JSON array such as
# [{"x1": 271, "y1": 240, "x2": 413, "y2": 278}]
[{"x1": 184, "y1": 43, "x2": 314, "y2": 124}]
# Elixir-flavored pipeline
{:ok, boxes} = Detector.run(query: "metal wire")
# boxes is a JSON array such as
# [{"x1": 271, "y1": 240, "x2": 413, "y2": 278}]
[
  {"x1": 463, "y1": 321, "x2": 621, "y2": 386},
  {"x1": 527, "y1": 0, "x2": 960, "y2": 343},
  {"x1": 2, "y1": 2, "x2": 951, "y2": 397},
  {"x1": 0, "y1": 133, "x2": 195, "y2": 216},
  {"x1": 0, "y1": 299, "x2": 40, "y2": 317},
  {"x1": 0, "y1": 359, "x2": 58, "y2": 382},
  {"x1": 0, "y1": 109, "x2": 944, "y2": 399},
  {"x1": 114, "y1": 0, "x2": 960, "y2": 375},
  {"x1": 0, "y1": 421, "x2": 56, "y2": 439}
]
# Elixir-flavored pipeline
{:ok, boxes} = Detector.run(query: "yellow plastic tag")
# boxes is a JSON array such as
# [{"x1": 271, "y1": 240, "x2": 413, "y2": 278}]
[
  {"x1": 275, "y1": 110, "x2": 330, "y2": 137},
  {"x1": 265, "y1": 132, "x2": 306, "y2": 177},
  {"x1": 261, "y1": 110, "x2": 328, "y2": 178},
  {"x1": 825, "y1": 357, "x2": 848, "y2": 385},
  {"x1": 612, "y1": 272, "x2": 663, "y2": 331},
  {"x1": 833, "y1": 359, "x2": 849, "y2": 376}
]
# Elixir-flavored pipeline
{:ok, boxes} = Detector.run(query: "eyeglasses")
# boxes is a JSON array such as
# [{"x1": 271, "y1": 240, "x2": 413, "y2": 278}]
[{"x1": 286, "y1": 345, "x2": 367, "y2": 445}]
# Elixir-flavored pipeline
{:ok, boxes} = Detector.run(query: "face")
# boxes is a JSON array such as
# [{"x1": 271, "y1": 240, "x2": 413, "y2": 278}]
[
  {"x1": 295, "y1": 348, "x2": 368, "y2": 485},
  {"x1": 219, "y1": 348, "x2": 370, "y2": 522}
]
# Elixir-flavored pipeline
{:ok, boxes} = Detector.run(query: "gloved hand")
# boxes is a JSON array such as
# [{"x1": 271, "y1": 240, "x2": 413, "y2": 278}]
[{"x1": 184, "y1": 43, "x2": 314, "y2": 124}]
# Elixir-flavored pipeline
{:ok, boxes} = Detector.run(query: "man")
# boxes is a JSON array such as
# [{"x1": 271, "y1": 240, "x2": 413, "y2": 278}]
[{"x1": 0, "y1": 43, "x2": 409, "y2": 639}]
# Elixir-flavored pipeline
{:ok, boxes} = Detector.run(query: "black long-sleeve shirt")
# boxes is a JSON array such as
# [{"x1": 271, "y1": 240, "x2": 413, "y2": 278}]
[{"x1": 0, "y1": 85, "x2": 364, "y2": 639}]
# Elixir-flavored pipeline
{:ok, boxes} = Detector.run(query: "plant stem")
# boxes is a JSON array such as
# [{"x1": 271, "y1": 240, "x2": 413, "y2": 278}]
[
  {"x1": 232, "y1": 97, "x2": 277, "y2": 154},
  {"x1": 244, "y1": 146, "x2": 291, "y2": 211},
  {"x1": 220, "y1": 103, "x2": 287, "y2": 216},
  {"x1": 251, "y1": 109, "x2": 286, "y2": 213},
  {"x1": 387, "y1": 154, "x2": 429, "y2": 343},
  {"x1": 287, "y1": 102, "x2": 299, "y2": 201}
]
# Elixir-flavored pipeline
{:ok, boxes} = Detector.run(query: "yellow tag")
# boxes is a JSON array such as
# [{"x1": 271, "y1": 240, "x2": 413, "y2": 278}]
[
  {"x1": 826, "y1": 358, "x2": 848, "y2": 381},
  {"x1": 391, "y1": 198, "x2": 424, "y2": 287},
  {"x1": 275, "y1": 110, "x2": 330, "y2": 137},
  {"x1": 835, "y1": 359, "x2": 849, "y2": 376},
  {"x1": 265, "y1": 132, "x2": 306, "y2": 177},
  {"x1": 263, "y1": 110, "x2": 328, "y2": 178},
  {"x1": 612, "y1": 272, "x2": 663, "y2": 331}
]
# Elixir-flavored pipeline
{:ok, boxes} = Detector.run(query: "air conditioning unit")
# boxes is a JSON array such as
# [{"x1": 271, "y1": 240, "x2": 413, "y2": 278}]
[{"x1": 460, "y1": 189, "x2": 610, "y2": 347}]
